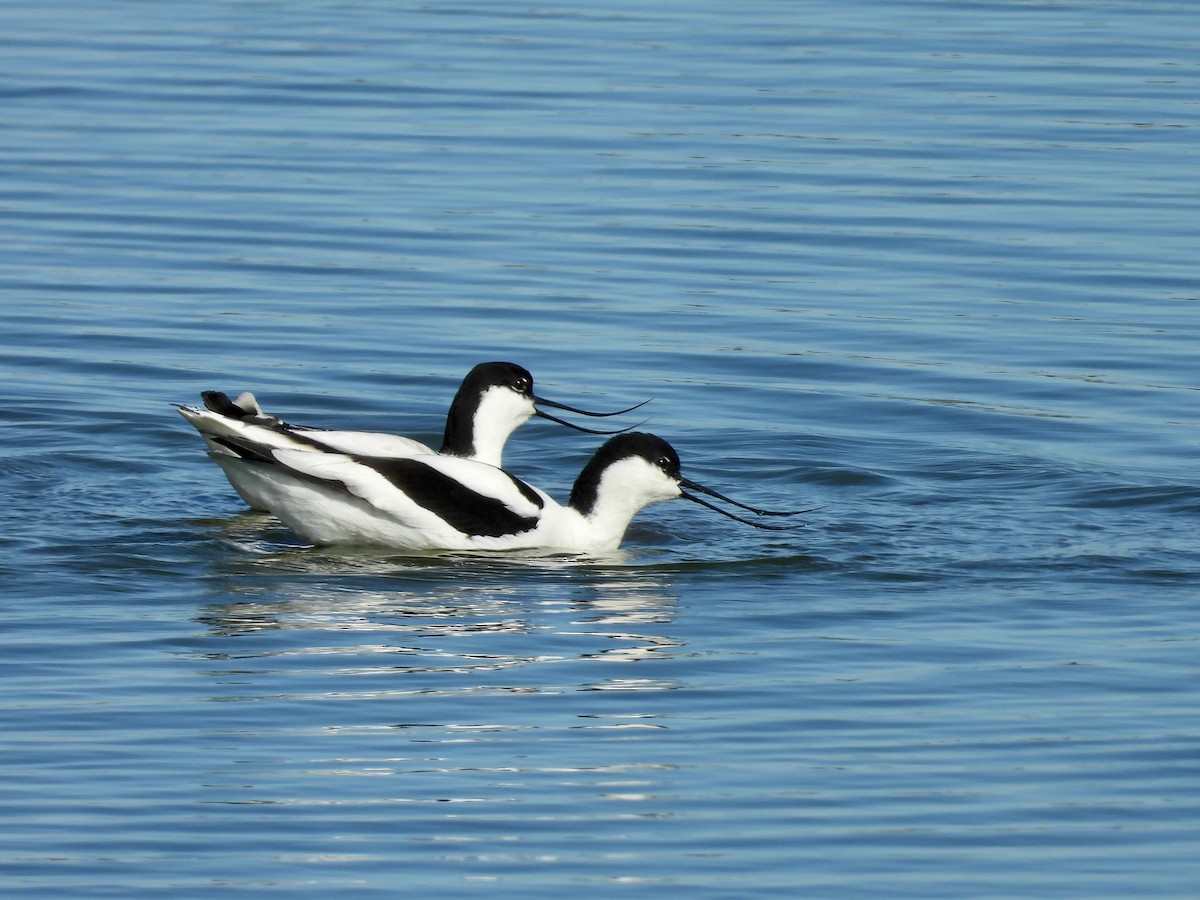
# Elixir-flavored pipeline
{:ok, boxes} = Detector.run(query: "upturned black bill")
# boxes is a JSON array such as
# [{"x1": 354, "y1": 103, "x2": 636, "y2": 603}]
[
  {"x1": 534, "y1": 395, "x2": 651, "y2": 436},
  {"x1": 534, "y1": 395, "x2": 650, "y2": 418},
  {"x1": 680, "y1": 476, "x2": 812, "y2": 518}
]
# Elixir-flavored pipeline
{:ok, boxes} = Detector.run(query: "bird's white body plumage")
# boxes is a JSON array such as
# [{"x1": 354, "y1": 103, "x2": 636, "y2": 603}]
[
  {"x1": 205, "y1": 445, "x2": 679, "y2": 554},
  {"x1": 176, "y1": 363, "x2": 642, "y2": 512}
]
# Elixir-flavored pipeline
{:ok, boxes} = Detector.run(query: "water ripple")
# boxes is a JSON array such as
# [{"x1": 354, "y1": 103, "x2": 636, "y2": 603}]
[{"x1": 3, "y1": 0, "x2": 1199, "y2": 896}]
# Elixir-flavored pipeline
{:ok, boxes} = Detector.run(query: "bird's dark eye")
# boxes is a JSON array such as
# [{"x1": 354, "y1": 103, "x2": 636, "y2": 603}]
[
  {"x1": 656, "y1": 456, "x2": 672, "y2": 470},
  {"x1": 513, "y1": 377, "x2": 530, "y2": 392}
]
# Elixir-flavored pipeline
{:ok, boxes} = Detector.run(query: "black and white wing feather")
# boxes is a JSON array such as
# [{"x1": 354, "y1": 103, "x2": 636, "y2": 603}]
[{"x1": 248, "y1": 443, "x2": 547, "y2": 540}]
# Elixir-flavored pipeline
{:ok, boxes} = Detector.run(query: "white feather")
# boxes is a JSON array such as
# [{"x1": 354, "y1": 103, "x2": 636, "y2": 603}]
[{"x1": 286, "y1": 429, "x2": 433, "y2": 458}]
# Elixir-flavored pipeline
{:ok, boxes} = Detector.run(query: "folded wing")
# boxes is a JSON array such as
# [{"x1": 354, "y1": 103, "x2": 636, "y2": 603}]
[{"x1": 260, "y1": 446, "x2": 547, "y2": 539}]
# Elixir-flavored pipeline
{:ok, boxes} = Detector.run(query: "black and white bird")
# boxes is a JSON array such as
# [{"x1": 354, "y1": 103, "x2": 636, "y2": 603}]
[
  {"x1": 188, "y1": 431, "x2": 804, "y2": 554},
  {"x1": 176, "y1": 361, "x2": 646, "y2": 511}
]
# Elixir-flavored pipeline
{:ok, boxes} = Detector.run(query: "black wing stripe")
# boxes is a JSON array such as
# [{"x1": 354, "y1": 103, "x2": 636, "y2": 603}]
[
  {"x1": 201, "y1": 391, "x2": 250, "y2": 420},
  {"x1": 209, "y1": 436, "x2": 539, "y2": 539},
  {"x1": 362, "y1": 457, "x2": 540, "y2": 538},
  {"x1": 203, "y1": 390, "x2": 340, "y2": 449}
]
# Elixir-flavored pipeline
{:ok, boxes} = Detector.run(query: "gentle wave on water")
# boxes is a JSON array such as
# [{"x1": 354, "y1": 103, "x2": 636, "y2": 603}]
[{"x1": 2, "y1": 0, "x2": 1199, "y2": 897}]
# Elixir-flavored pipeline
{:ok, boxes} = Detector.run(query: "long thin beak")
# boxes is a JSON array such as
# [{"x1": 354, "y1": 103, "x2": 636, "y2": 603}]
[
  {"x1": 534, "y1": 407, "x2": 639, "y2": 436},
  {"x1": 532, "y1": 394, "x2": 650, "y2": 436},
  {"x1": 533, "y1": 395, "x2": 651, "y2": 418},
  {"x1": 680, "y1": 476, "x2": 814, "y2": 518},
  {"x1": 680, "y1": 490, "x2": 805, "y2": 531}
]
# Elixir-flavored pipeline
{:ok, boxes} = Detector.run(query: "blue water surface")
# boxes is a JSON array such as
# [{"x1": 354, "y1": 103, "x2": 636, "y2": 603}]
[{"x1": 1, "y1": 1, "x2": 1198, "y2": 897}]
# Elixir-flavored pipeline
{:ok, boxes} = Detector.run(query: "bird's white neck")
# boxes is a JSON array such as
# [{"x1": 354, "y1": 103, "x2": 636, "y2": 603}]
[
  {"x1": 566, "y1": 457, "x2": 681, "y2": 552},
  {"x1": 468, "y1": 388, "x2": 534, "y2": 466}
]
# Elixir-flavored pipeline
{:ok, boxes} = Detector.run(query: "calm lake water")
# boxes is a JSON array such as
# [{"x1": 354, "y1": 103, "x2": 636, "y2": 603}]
[{"x1": 2, "y1": 1, "x2": 1198, "y2": 897}]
